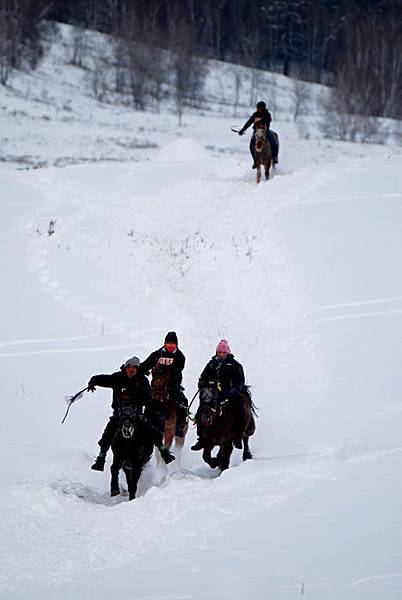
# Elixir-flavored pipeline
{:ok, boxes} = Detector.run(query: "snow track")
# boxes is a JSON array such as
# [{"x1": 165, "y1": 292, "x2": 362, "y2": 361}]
[{"x1": 1, "y1": 144, "x2": 402, "y2": 599}]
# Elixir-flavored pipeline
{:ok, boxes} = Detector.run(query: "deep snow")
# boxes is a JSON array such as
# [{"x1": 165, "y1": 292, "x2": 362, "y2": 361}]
[{"x1": 1, "y1": 24, "x2": 402, "y2": 600}]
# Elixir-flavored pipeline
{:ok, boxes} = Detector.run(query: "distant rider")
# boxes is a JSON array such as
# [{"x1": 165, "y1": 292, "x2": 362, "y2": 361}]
[
  {"x1": 191, "y1": 339, "x2": 249, "y2": 451},
  {"x1": 238, "y1": 100, "x2": 279, "y2": 167},
  {"x1": 88, "y1": 356, "x2": 175, "y2": 471}
]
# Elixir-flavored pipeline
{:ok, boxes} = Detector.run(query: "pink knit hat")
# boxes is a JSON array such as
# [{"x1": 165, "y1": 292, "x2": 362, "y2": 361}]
[{"x1": 216, "y1": 339, "x2": 230, "y2": 354}]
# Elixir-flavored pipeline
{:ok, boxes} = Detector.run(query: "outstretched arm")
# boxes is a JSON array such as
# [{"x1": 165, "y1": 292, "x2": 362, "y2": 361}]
[
  {"x1": 87, "y1": 373, "x2": 116, "y2": 391},
  {"x1": 239, "y1": 114, "x2": 255, "y2": 135}
]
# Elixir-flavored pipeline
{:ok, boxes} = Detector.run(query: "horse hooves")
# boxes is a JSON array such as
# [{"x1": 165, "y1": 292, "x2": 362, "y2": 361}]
[
  {"x1": 208, "y1": 458, "x2": 218, "y2": 469},
  {"x1": 128, "y1": 494, "x2": 136, "y2": 501},
  {"x1": 110, "y1": 488, "x2": 120, "y2": 497},
  {"x1": 243, "y1": 451, "x2": 253, "y2": 461}
]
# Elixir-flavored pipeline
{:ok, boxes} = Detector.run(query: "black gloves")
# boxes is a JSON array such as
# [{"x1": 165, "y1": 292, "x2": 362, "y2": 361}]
[
  {"x1": 87, "y1": 377, "x2": 96, "y2": 392},
  {"x1": 159, "y1": 445, "x2": 175, "y2": 464}
]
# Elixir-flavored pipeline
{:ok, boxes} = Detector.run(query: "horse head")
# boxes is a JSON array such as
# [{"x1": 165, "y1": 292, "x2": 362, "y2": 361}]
[
  {"x1": 198, "y1": 385, "x2": 219, "y2": 427},
  {"x1": 254, "y1": 123, "x2": 267, "y2": 153},
  {"x1": 116, "y1": 402, "x2": 140, "y2": 440}
]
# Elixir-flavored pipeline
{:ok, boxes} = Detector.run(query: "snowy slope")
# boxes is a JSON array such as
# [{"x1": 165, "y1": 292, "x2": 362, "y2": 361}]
[{"x1": 1, "y1": 24, "x2": 402, "y2": 600}]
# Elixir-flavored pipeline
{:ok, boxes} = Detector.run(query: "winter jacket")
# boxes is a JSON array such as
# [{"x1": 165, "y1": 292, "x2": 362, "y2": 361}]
[
  {"x1": 198, "y1": 354, "x2": 245, "y2": 394},
  {"x1": 88, "y1": 366, "x2": 151, "y2": 410},
  {"x1": 140, "y1": 347, "x2": 185, "y2": 391},
  {"x1": 239, "y1": 108, "x2": 272, "y2": 135}
]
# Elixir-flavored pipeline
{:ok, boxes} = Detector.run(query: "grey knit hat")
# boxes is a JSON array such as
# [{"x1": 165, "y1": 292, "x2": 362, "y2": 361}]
[{"x1": 125, "y1": 356, "x2": 140, "y2": 368}]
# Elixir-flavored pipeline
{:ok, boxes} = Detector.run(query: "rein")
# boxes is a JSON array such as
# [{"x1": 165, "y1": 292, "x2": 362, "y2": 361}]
[{"x1": 187, "y1": 389, "x2": 200, "y2": 423}]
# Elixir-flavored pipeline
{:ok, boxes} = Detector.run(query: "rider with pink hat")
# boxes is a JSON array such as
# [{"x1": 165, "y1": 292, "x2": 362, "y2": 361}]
[{"x1": 191, "y1": 339, "x2": 248, "y2": 451}]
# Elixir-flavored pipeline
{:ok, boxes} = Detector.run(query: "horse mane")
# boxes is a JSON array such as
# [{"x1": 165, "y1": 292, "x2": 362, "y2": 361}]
[
  {"x1": 151, "y1": 368, "x2": 170, "y2": 393},
  {"x1": 242, "y1": 385, "x2": 258, "y2": 417}
]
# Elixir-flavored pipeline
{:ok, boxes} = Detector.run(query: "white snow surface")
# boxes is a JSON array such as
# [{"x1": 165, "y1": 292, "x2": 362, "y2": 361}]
[{"x1": 1, "y1": 24, "x2": 402, "y2": 600}]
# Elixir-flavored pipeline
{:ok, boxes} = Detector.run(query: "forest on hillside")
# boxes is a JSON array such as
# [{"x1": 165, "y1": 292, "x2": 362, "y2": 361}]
[{"x1": 1, "y1": 0, "x2": 401, "y2": 121}]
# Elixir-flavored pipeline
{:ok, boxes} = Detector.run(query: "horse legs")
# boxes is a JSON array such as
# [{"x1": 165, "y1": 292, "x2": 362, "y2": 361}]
[
  {"x1": 242, "y1": 436, "x2": 253, "y2": 461},
  {"x1": 243, "y1": 410, "x2": 255, "y2": 461},
  {"x1": 110, "y1": 461, "x2": 120, "y2": 497},
  {"x1": 202, "y1": 446, "x2": 218, "y2": 469},
  {"x1": 164, "y1": 426, "x2": 175, "y2": 449},
  {"x1": 218, "y1": 443, "x2": 233, "y2": 471},
  {"x1": 124, "y1": 466, "x2": 141, "y2": 501},
  {"x1": 264, "y1": 159, "x2": 271, "y2": 180},
  {"x1": 174, "y1": 421, "x2": 189, "y2": 451},
  {"x1": 256, "y1": 163, "x2": 262, "y2": 184},
  {"x1": 163, "y1": 409, "x2": 177, "y2": 449}
]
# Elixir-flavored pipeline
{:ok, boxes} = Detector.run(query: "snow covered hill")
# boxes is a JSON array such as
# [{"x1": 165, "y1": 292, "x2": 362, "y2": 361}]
[{"x1": 1, "y1": 24, "x2": 402, "y2": 600}]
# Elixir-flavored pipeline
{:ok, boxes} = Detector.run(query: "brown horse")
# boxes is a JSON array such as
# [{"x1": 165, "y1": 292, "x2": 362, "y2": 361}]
[
  {"x1": 196, "y1": 385, "x2": 256, "y2": 471},
  {"x1": 151, "y1": 368, "x2": 188, "y2": 450},
  {"x1": 253, "y1": 123, "x2": 273, "y2": 183}
]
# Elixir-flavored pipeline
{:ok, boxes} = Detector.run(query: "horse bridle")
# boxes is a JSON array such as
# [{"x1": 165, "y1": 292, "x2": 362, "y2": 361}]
[
  {"x1": 254, "y1": 124, "x2": 267, "y2": 153},
  {"x1": 198, "y1": 385, "x2": 226, "y2": 426},
  {"x1": 117, "y1": 403, "x2": 140, "y2": 439}
]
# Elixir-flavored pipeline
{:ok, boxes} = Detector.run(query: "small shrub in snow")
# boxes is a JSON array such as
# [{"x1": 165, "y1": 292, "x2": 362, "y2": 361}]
[
  {"x1": 232, "y1": 232, "x2": 257, "y2": 261},
  {"x1": 48, "y1": 220, "x2": 56, "y2": 236}
]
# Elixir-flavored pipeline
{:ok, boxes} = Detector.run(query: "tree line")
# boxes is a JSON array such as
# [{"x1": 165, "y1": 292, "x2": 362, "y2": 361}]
[{"x1": 0, "y1": 0, "x2": 401, "y2": 121}]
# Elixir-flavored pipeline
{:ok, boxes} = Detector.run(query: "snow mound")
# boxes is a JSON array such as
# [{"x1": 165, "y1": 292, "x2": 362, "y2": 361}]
[{"x1": 157, "y1": 138, "x2": 209, "y2": 162}]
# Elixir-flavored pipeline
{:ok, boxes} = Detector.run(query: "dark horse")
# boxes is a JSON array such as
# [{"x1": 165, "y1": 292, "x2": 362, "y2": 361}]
[
  {"x1": 196, "y1": 385, "x2": 256, "y2": 471},
  {"x1": 253, "y1": 124, "x2": 279, "y2": 183},
  {"x1": 151, "y1": 368, "x2": 188, "y2": 450},
  {"x1": 110, "y1": 401, "x2": 154, "y2": 500}
]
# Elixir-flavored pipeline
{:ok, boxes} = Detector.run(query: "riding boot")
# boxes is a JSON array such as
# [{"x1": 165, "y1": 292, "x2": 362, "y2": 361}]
[
  {"x1": 159, "y1": 445, "x2": 176, "y2": 464},
  {"x1": 191, "y1": 438, "x2": 204, "y2": 451},
  {"x1": 91, "y1": 451, "x2": 106, "y2": 471},
  {"x1": 252, "y1": 163, "x2": 257, "y2": 169}
]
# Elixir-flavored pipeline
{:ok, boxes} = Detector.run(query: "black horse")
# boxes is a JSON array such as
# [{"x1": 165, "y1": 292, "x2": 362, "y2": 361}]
[
  {"x1": 110, "y1": 401, "x2": 154, "y2": 500},
  {"x1": 196, "y1": 385, "x2": 256, "y2": 471}
]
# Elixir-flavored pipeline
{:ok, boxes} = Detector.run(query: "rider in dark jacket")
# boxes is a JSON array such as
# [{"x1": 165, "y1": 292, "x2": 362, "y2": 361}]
[
  {"x1": 238, "y1": 100, "x2": 279, "y2": 167},
  {"x1": 140, "y1": 332, "x2": 188, "y2": 437},
  {"x1": 88, "y1": 356, "x2": 174, "y2": 471},
  {"x1": 191, "y1": 339, "x2": 248, "y2": 451},
  {"x1": 198, "y1": 343, "x2": 245, "y2": 396}
]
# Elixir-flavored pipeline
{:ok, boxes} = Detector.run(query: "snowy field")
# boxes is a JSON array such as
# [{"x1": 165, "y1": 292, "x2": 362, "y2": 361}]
[{"x1": 1, "y1": 25, "x2": 402, "y2": 600}]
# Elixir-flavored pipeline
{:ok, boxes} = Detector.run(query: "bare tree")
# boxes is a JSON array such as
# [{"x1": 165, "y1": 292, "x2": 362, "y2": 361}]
[
  {"x1": 233, "y1": 71, "x2": 241, "y2": 117},
  {"x1": 0, "y1": 0, "x2": 52, "y2": 84},
  {"x1": 267, "y1": 74, "x2": 278, "y2": 119},
  {"x1": 169, "y1": 17, "x2": 207, "y2": 124},
  {"x1": 70, "y1": 25, "x2": 86, "y2": 67},
  {"x1": 111, "y1": 0, "x2": 169, "y2": 110},
  {"x1": 291, "y1": 78, "x2": 310, "y2": 121},
  {"x1": 331, "y1": 13, "x2": 402, "y2": 120}
]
